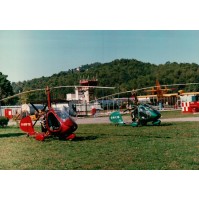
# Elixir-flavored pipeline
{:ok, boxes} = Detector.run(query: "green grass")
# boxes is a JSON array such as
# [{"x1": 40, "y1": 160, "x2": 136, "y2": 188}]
[
  {"x1": 160, "y1": 110, "x2": 199, "y2": 119},
  {"x1": 1, "y1": 122, "x2": 199, "y2": 170}
]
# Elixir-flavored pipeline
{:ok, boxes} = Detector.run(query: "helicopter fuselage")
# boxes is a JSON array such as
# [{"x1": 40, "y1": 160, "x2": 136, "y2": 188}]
[{"x1": 45, "y1": 108, "x2": 77, "y2": 139}]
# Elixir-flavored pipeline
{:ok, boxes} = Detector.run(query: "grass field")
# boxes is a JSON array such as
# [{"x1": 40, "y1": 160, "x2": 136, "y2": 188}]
[
  {"x1": 1, "y1": 119, "x2": 199, "y2": 170},
  {"x1": 159, "y1": 109, "x2": 199, "y2": 118}
]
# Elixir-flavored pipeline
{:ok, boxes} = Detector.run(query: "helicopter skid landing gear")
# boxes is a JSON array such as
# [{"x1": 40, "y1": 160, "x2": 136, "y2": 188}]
[
  {"x1": 66, "y1": 133, "x2": 76, "y2": 141},
  {"x1": 131, "y1": 122, "x2": 139, "y2": 127},
  {"x1": 152, "y1": 120, "x2": 161, "y2": 126},
  {"x1": 35, "y1": 133, "x2": 45, "y2": 141},
  {"x1": 140, "y1": 120, "x2": 147, "y2": 126}
]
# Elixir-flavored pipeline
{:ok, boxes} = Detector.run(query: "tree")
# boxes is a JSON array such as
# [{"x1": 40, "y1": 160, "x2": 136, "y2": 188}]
[
  {"x1": 10, "y1": 58, "x2": 199, "y2": 103},
  {"x1": 0, "y1": 72, "x2": 14, "y2": 105}
]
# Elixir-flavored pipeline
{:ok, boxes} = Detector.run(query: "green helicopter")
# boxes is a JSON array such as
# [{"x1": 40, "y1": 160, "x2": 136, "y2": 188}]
[
  {"x1": 109, "y1": 90, "x2": 161, "y2": 127},
  {"x1": 109, "y1": 104, "x2": 161, "y2": 127}
]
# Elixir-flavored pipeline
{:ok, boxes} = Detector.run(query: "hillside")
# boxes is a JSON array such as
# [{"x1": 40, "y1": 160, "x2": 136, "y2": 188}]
[{"x1": 11, "y1": 58, "x2": 199, "y2": 103}]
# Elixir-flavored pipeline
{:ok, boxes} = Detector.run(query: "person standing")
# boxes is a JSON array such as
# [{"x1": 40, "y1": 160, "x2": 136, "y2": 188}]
[{"x1": 91, "y1": 106, "x2": 97, "y2": 117}]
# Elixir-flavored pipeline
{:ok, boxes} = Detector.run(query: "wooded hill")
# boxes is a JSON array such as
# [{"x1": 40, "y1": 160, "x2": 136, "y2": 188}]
[{"x1": 11, "y1": 58, "x2": 199, "y2": 103}]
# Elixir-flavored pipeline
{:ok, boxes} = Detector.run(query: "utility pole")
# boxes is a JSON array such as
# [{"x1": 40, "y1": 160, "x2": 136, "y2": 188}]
[
  {"x1": 0, "y1": 101, "x2": 1, "y2": 116},
  {"x1": 0, "y1": 87, "x2": 2, "y2": 116}
]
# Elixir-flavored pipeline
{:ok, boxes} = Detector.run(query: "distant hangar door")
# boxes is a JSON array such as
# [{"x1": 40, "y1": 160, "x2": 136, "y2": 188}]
[{"x1": 5, "y1": 109, "x2": 13, "y2": 119}]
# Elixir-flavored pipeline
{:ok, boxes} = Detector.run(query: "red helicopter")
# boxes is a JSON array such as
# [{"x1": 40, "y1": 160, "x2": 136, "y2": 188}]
[{"x1": 19, "y1": 86, "x2": 78, "y2": 141}]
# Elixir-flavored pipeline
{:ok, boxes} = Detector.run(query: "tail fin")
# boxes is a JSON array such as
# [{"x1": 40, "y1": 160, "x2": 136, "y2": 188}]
[
  {"x1": 109, "y1": 111, "x2": 125, "y2": 125},
  {"x1": 20, "y1": 116, "x2": 35, "y2": 135}
]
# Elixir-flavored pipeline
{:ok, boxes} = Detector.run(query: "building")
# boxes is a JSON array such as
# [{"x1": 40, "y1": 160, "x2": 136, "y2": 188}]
[
  {"x1": 67, "y1": 78, "x2": 98, "y2": 103},
  {"x1": 0, "y1": 105, "x2": 21, "y2": 119}
]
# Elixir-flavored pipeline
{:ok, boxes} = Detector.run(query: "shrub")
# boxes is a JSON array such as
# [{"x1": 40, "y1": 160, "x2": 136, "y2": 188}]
[{"x1": 0, "y1": 116, "x2": 9, "y2": 127}]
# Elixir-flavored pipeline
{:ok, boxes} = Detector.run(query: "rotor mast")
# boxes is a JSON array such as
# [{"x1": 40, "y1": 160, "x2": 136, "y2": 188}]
[{"x1": 46, "y1": 86, "x2": 51, "y2": 109}]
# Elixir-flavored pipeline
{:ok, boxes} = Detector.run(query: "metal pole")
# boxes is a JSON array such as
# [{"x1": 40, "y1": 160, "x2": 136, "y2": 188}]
[
  {"x1": 0, "y1": 86, "x2": 2, "y2": 116},
  {"x1": 85, "y1": 101, "x2": 88, "y2": 116},
  {"x1": 0, "y1": 101, "x2": 2, "y2": 116}
]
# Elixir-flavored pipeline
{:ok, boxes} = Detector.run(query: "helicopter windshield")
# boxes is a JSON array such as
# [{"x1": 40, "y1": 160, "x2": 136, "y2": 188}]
[
  {"x1": 142, "y1": 104, "x2": 155, "y2": 111},
  {"x1": 54, "y1": 108, "x2": 70, "y2": 120}
]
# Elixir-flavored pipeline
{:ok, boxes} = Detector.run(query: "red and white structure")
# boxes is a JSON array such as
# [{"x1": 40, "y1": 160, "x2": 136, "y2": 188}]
[{"x1": 180, "y1": 94, "x2": 199, "y2": 113}]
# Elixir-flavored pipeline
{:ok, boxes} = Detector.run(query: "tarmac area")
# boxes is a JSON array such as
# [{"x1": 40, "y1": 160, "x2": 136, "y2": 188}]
[
  {"x1": 75, "y1": 116, "x2": 199, "y2": 124},
  {"x1": 7, "y1": 115, "x2": 199, "y2": 126}
]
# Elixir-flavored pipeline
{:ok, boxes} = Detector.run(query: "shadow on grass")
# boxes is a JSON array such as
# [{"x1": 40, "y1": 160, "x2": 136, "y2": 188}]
[
  {"x1": 110, "y1": 122, "x2": 173, "y2": 127},
  {"x1": 145, "y1": 123, "x2": 173, "y2": 127},
  {"x1": 73, "y1": 136, "x2": 98, "y2": 141},
  {"x1": 44, "y1": 135, "x2": 99, "y2": 142},
  {"x1": 159, "y1": 123, "x2": 173, "y2": 126},
  {"x1": 0, "y1": 133, "x2": 24, "y2": 138},
  {"x1": 141, "y1": 135, "x2": 172, "y2": 139}
]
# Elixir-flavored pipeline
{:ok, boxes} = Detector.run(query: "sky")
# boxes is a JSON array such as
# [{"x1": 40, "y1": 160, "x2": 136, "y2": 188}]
[{"x1": 1, "y1": 30, "x2": 199, "y2": 82}]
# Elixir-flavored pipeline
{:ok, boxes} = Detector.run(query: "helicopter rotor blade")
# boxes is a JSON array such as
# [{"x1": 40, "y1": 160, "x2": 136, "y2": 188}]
[
  {"x1": 0, "y1": 88, "x2": 45, "y2": 102},
  {"x1": 30, "y1": 103, "x2": 47, "y2": 127},
  {"x1": 1, "y1": 82, "x2": 199, "y2": 103},
  {"x1": 33, "y1": 118, "x2": 39, "y2": 127},
  {"x1": 42, "y1": 104, "x2": 47, "y2": 112},
  {"x1": 51, "y1": 85, "x2": 115, "y2": 90},
  {"x1": 30, "y1": 102, "x2": 40, "y2": 113}
]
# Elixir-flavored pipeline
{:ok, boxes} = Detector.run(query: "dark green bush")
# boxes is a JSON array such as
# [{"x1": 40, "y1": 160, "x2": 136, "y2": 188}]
[{"x1": 0, "y1": 116, "x2": 9, "y2": 127}]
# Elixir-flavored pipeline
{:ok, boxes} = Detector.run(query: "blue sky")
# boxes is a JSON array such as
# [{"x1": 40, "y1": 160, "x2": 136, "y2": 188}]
[{"x1": 1, "y1": 30, "x2": 199, "y2": 82}]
